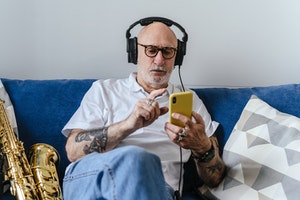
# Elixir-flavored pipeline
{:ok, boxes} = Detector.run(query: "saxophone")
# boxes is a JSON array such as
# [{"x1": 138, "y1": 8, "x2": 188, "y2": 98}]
[{"x1": 0, "y1": 100, "x2": 63, "y2": 200}]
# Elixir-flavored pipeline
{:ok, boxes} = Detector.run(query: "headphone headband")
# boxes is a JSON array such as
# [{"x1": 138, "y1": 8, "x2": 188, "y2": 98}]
[
  {"x1": 126, "y1": 17, "x2": 188, "y2": 66},
  {"x1": 126, "y1": 17, "x2": 188, "y2": 42}
]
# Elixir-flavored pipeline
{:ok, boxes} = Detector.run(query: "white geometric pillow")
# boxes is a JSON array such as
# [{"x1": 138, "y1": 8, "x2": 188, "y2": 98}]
[{"x1": 205, "y1": 95, "x2": 300, "y2": 200}]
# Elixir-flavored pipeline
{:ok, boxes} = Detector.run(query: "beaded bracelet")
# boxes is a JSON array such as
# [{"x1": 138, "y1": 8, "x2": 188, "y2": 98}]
[{"x1": 191, "y1": 143, "x2": 215, "y2": 163}]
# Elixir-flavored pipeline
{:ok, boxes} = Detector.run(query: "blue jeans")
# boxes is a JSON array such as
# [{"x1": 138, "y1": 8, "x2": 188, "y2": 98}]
[{"x1": 63, "y1": 146, "x2": 175, "y2": 200}]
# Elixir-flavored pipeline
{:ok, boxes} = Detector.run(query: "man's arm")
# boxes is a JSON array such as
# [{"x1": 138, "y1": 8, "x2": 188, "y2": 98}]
[
  {"x1": 65, "y1": 88, "x2": 169, "y2": 162},
  {"x1": 191, "y1": 135, "x2": 226, "y2": 187},
  {"x1": 65, "y1": 121, "x2": 133, "y2": 162}
]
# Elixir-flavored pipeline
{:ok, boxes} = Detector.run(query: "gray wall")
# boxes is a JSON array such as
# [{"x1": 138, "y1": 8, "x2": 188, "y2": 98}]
[{"x1": 1, "y1": 0, "x2": 300, "y2": 87}]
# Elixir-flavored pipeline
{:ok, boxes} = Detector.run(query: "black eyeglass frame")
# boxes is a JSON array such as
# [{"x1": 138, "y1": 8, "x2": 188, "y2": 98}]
[{"x1": 138, "y1": 43, "x2": 177, "y2": 59}]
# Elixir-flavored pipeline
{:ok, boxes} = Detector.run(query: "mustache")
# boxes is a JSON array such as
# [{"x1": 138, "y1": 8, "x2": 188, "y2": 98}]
[{"x1": 150, "y1": 66, "x2": 167, "y2": 72}]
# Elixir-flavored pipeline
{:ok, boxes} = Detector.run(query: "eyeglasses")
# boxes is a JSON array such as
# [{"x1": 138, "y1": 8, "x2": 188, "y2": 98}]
[{"x1": 138, "y1": 43, "x2": 177, "y2": 59}]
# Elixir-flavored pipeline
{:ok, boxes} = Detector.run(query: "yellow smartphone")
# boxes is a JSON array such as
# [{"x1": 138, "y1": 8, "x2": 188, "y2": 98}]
[{"x1": 169, "y1": 91, "x2": 193, "y2": 127}]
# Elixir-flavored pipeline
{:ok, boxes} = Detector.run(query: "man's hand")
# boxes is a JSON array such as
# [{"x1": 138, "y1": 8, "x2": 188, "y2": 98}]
[
  {"x1": 164, "y1": 111, "x2": 211, "y2": 153},
  {"x1": 165, "y1": 111, "x2": 226, "y2": 187},
  {"x1": 125, "y1": 88, "x2": 169, "y2": 131}
]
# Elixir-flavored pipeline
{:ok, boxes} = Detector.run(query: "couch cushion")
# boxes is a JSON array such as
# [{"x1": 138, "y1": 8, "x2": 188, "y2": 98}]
[
  {"x1": 193, "y1": 84, "x2": 300, "y2": 149},
  {"x1": 204, "y1": 95, "x2": 300, "y2": 199}
]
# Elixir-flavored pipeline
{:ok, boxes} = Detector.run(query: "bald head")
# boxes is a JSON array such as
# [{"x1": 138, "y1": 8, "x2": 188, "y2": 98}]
[{"x1": 138, "y1": 22, "x2": 177, "y2": 48}]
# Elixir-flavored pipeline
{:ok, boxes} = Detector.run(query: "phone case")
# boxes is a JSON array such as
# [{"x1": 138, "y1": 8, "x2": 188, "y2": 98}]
[{"x1": 169, "y1": 91, "x2": 193, "y2": 127}]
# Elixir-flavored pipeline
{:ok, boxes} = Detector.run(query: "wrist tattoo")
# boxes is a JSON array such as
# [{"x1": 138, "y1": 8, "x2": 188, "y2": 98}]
[
  {"x1": 75, "y1": 127, "x2": 108, "y2": 154},
  {"x1": 206, "y1": 158, "x2": 224, "y2": 171}
]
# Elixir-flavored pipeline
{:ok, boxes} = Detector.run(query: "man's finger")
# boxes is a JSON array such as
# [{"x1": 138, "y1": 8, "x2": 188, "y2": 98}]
[
  {"x1": 147, "y1": 88, "x2": 166, "y2": 100},
  {"x1": 192, "y1": 111, "x2": 204, "y2": 125},
  {"x1": 160, "y1": 107, "x2": 169, "y2": 116}
]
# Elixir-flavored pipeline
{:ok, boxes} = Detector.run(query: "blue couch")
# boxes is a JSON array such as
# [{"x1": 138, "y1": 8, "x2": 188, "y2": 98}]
[{"x1": 1, "y1": 78, "x2": 299, "y2": 199}]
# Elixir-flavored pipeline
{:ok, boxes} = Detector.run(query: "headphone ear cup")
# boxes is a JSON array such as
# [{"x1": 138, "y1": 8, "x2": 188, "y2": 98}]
[
  {"x1": 175, "y1": 39, "x2": 186, "y2": 66},
  {"x1": 127, "y1": 37, "x2": 138, "y2": 64}
]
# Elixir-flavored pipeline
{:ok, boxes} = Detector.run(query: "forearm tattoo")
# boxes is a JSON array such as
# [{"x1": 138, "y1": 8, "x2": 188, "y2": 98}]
[
  {"x1": 198, "y1": 156, "x2": 226, "y2": 187},
  {"x1": 75, "y1": 127, "x2": 108, "y2": 154},
  {"x1": 193, "y1": 137, "x2": 226, "y2": 187},
  {"x1": 206, "y1": 158, "x2": 224, "y2": 171}
]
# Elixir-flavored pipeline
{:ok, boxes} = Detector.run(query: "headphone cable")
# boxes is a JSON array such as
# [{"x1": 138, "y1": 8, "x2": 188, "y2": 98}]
[
  {"x1": 178, "y1": 65, "x2": 185, "y2": 92},
  {"x1": 174, "y1": 65, "x2": 185, "y2": 200}
]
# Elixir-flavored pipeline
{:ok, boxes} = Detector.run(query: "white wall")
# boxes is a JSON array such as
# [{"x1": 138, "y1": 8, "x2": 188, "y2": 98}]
[{"x1": 1, "y1": 0, "x2": 300, "y2": 87}]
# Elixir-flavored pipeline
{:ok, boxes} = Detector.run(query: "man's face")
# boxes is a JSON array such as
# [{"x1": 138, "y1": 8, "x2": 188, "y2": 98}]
[{"x1": 136, "y1": 22, "x2": 178, "y2": 92}]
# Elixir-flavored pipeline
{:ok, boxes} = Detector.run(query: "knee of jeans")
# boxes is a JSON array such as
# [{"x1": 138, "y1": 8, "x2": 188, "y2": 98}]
[{"x1": 120, "y1": 146, "x2": 161, "y2": 166}]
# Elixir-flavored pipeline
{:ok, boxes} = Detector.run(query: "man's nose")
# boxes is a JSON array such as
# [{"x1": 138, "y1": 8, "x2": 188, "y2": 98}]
[{"x1": 153, "y1": 51, "x2": 165, "y2": 65}]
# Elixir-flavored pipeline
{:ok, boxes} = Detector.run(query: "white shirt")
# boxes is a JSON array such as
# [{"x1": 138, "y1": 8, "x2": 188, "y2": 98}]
[{"x1": 62, "y1": 72, "x2": 218, "y2": 191}]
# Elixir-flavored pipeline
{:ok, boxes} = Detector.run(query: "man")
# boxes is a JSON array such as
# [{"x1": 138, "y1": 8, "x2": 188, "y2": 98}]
[{"x1": 62, "y1": 17, "x2": 225, "y2": 200}]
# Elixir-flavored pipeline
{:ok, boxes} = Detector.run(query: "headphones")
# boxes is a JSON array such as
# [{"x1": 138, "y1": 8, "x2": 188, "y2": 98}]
[{"x1": 126, "y1": 17, "x2": 188, "y2": 66}]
